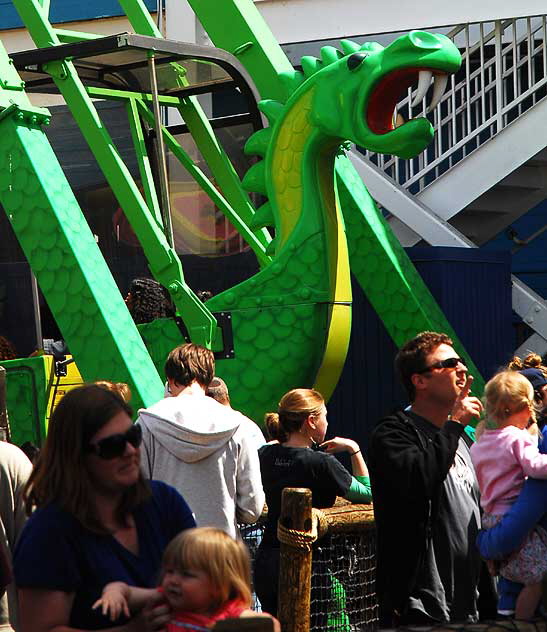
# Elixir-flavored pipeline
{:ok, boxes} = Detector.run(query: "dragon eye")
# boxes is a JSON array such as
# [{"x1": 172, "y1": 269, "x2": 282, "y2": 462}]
[{"x1": 347, "y1": 52, "x2": 368, "y2": 71}]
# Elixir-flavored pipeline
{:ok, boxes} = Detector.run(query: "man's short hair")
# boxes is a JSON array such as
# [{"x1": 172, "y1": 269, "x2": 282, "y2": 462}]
[
  {"x1": 206, "y1": 377, "x2": 230, "y2": 405},
  {"x1": 165, "y1": 343, "x2": 215, "y2": 388},
  {"x1": 395, "y1": 331, "x2": 453, "y2": 401}
]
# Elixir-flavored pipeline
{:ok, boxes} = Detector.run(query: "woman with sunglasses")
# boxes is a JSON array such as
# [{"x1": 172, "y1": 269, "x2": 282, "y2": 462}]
[{"x1": 13, "y1": 384, "x2": 196, "y2": 632}]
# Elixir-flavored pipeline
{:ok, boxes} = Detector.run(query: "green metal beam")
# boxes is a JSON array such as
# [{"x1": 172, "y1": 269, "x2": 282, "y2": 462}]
[
  {"x1": 54, "y1": 28, "x2": 101, "y2": 43},
  {"x1": 125, "y1": 97, "x2": 164, "y2": 229},
  {"x1": 113, "y1": 0, "x2": 273, "y2": 263},
  {"x1": 0, "y1": 42, "x2": 164, "y2": 411},
  {"x1": 176, "y1": 97, "x2": 272, "y2": 257},
  {"x1": 87, "y1": 86, "x2": 184, "y2": 106},
  {"x1": 136, "y1": 99, "x2": 271, "y2": 265},
  {"x1": 186, "y1": 0, "x2": 294, "y2": 102},
  {"x1": 13, "y1": 0, "x2": 220, "y2": 348}
]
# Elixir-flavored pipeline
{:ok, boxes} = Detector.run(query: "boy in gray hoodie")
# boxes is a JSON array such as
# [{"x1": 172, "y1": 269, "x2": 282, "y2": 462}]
[{"x1": 138, "y1": 343, "x2": 265, "y2": 538}]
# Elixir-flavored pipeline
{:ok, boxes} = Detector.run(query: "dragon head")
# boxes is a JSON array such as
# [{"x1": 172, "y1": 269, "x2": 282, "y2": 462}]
[{"x1": 294, "y1": 31, "x2": 461, "y2": 159}]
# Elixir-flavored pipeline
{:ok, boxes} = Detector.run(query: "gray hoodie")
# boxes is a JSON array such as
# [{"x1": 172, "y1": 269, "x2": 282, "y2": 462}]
[{"x1": 138, "y1": 392, "x2": 265, "y2": 538}]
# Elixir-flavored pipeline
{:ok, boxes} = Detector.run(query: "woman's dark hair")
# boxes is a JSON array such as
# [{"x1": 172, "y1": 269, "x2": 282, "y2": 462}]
[
  {"x1": 126, "y1": 278, "x2": 173, "y2": 325},
  {"x1": 264, "y1": 388, "x2": 324, "y2": 443},
  {"x1": 23, "y1": 384, "x2": 149, "y2": 532}
]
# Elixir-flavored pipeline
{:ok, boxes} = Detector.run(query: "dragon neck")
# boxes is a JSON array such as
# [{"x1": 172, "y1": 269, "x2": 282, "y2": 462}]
[{"x1": 268, "y1": 86, "x2": 340, "y2": 253}]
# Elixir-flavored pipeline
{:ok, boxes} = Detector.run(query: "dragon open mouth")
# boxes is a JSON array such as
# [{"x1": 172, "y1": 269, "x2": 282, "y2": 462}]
[{"x1": 367, "y1": 67, "x2": 449, "y2": 135}]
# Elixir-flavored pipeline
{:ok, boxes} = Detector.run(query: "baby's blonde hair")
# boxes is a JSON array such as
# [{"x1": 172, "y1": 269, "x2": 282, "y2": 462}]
[
  {"x1": 94, "y1": 380, "x2": 132, "y2": 403},
  {"x1": 162, "y1": 527, "x2": 251, "y2": 610},
  {"x1": 484, "y1": 370, "x2": 536, "y2": 426}
]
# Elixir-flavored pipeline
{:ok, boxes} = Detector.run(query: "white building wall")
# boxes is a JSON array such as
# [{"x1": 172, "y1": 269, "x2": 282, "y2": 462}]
[
  {"x1": 253, "y1": 0, "x2": 547, "y2": 42},
  {"x1": 3, "y1": 16, "x2": 134, "y2": 53}
]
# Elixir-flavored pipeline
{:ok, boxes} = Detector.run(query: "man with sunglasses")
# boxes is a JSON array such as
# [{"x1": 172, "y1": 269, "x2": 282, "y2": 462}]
[
  {"x1": 369, "y1": 331, "x2": 484, "y2": 627},
  {"x1": 137, "y1": 343, "x2": 264, "y2": 539}
]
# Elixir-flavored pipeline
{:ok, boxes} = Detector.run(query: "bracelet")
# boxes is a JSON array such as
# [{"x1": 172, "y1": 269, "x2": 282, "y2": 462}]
[{"x1": 349, "y1": 449, "x2": 361, "y2": 456}]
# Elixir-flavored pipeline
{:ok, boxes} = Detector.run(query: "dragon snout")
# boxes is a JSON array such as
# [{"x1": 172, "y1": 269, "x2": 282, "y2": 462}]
[
  {"x1": 386, "y1": 31, "x2": 459, "y2": 64},
  {"x1": 408, "y1": 31, "x2": 446, "y2": 51}
]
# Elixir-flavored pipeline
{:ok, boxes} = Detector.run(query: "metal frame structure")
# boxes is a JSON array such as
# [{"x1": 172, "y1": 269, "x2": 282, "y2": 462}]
[{"x1": 0, "y1": 0, "x2": 489, "y2": 436}]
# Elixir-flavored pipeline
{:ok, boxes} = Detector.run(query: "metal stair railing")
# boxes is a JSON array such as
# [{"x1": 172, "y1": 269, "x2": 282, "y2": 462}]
[{"x1": 365, "y1": 16, "x2": 547, "y2": 194}]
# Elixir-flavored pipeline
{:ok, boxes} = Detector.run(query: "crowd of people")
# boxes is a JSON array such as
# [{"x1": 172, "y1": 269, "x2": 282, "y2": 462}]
[{"x1": 0, "y1": 332, "x2": 546, "y2": 630}]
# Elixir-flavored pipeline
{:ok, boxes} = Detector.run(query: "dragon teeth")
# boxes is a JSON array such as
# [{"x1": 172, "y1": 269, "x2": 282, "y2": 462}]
[
  {"x1": 409, "y1": 70, "x2": 449, "y2": 112},
  {"x1": 410, "y1": 70, "x2": 432, "y2": 107},
  {"x1": 427, "y1": 74, "x2": 449, "y2": 112}
]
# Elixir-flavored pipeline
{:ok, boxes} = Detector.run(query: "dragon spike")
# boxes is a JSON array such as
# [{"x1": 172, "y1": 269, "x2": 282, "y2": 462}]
[
  {"x1": 279, "y1": 70, "x2": 305, "y2": 98},
  {"x1": 242, "y1": 161, "x2": 268, "y2": 196},
  {"x1": 301, "y1": 56, "x2": 322, "y2": 78},
  {"x1": 244, "y1": 128, "x2": 272, "y2": 157},
  {"x1": 340, "y1": 39, "x2": 362, "y2": 55},
  {"x1": 320, "y1": 46, "x2": 343, "y2": 66},
  {"x1": 259, "y1": 100, "x2": 285, "y2": 125},
  {"x1": 265, "y1": 236, "x2": 278, "y2": 256},
  {"x1": 249, "y1": 202, "x2": 274, "y2": 231}
]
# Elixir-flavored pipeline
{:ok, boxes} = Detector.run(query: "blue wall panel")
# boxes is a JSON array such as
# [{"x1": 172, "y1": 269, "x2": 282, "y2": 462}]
[
  {"x1": 408, "y1": 247, "x2": 514, "y2": 380},
  {"x1": 0, "y1": 0, "x2": 157, "y2": 30},
  {"x1": 327, "y1": 248, "x2": 513, "y2": 455},
  {"x1": 484, "y1": 198, "x2": 547, "y2": 300}
]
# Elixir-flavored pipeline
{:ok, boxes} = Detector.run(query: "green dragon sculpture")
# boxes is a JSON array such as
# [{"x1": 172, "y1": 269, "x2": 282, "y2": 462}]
[{"x1": 139, "y1": 31, "x2": 484, "y2": 424}]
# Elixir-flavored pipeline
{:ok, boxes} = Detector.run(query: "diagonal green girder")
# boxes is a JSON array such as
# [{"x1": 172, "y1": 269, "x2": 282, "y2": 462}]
[
  {"x1": 12, "y1": 0, "x2": 220, "y2": 348},
  {"x1": 0, "y1": 42, "x2": 164, "y2": 411},
  {"x1": 116, "y1": 0, "x2": 273, "y2": 264}
]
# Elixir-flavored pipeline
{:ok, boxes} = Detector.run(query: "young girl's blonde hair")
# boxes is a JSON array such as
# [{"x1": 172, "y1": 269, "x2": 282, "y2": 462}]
[
  {"x1": 484, "y1": 370, "x2": 536, "y2": 426},
  {"x1": 162, "y1": 527, "x2": 252, "y2": 609}
]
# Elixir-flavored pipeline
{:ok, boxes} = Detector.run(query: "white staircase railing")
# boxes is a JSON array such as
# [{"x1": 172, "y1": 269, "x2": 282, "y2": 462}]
[{"x1": 366, "y1": 16, "x2": 547, "y2": 193}]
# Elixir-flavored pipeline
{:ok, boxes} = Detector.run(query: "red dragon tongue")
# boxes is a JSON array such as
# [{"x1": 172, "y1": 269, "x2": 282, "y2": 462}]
[{"x1": 367, "y1": 67, "x2": 449, "y2": 135}]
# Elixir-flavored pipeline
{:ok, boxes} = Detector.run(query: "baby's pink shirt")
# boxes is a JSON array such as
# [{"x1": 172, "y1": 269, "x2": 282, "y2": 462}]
[{"x1": 470, "y1": 425, "x2": 547, "y2": 514}]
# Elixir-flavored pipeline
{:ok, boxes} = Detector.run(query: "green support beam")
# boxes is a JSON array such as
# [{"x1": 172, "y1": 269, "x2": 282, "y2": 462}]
[
  {"x1": 0, "y1": 42, "x2": 164, "y2": 411},
  {"x1": 12, "y1": 0, "x2": 220, "y2": 348},
  {"x1": 115, "y1": 0, "x2": 273, "y2": 262}
]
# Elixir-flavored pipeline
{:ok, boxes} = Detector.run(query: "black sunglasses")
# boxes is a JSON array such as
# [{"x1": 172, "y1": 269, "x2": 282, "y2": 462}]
[
  {"x1": 417, "y1": 357, "x2": 466, "y2": 374},
  {"x1": 86, "y1": 424, "x2": 142, "y2": 460}
]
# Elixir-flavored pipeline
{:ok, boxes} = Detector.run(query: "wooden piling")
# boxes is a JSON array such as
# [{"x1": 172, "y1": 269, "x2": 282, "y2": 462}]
[{"x1": 277, "y1": 487, "x2": 313, "y2": 632}]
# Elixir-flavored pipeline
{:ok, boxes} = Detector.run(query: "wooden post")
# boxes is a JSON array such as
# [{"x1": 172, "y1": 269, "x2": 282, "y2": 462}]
[
  {"x1": 0, "y1": 367, "x2": 9, "y2": 442},
  {"x1": 278, "y1": 488, "x2": 313, "y2": 632}
]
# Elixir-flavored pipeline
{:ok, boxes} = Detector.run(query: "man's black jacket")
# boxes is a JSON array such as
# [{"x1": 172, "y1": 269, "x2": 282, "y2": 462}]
[{"x1": 368, "y1": 411, "x2": 465, "y2": 621}]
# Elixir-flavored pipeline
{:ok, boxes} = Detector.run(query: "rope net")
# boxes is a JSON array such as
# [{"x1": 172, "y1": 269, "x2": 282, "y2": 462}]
[{"x1": 239, "y1": 506, "x2": 378, "y2": 632}]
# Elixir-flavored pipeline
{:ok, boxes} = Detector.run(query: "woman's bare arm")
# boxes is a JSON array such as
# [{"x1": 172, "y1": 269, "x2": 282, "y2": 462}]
[{"x1": 19, "y1": 588, "x2": 169, "y2": 632}]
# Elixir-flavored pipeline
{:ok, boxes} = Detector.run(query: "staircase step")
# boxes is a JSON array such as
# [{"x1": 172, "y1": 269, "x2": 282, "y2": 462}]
[
  {"x1": 497, "y1": 164, "x2": 547, "y2": 190},
  {"x1": 465, "y1": 186, "x2": 545, "y2": 213}
]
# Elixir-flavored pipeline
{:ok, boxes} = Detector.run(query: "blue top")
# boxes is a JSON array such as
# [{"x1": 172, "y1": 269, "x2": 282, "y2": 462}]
[{"x1": 14, "y1": 480, "x2": 196, "y2": 630}]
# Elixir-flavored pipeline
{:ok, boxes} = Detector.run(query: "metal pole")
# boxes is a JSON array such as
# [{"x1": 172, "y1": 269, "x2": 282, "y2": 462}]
[
  {"x1": 495, "y1": 21, "x2": 504, "y2": 133},
  {"x1": 30, "y1": 271, "x2": 43, "y2": 351},
  {"x1": 148, "y1": 53, "x2": 175, "y2": 248}
]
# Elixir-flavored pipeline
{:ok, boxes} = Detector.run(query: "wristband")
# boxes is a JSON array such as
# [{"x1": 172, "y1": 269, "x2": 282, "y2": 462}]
[{"x1": 349, "y1": 449, "x2": 361, "y2": 456}]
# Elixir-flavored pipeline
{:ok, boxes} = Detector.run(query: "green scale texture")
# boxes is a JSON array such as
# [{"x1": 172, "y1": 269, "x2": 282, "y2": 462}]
[{"x1": 0, "y1": 118, "x2": 164, "y2": 414}]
